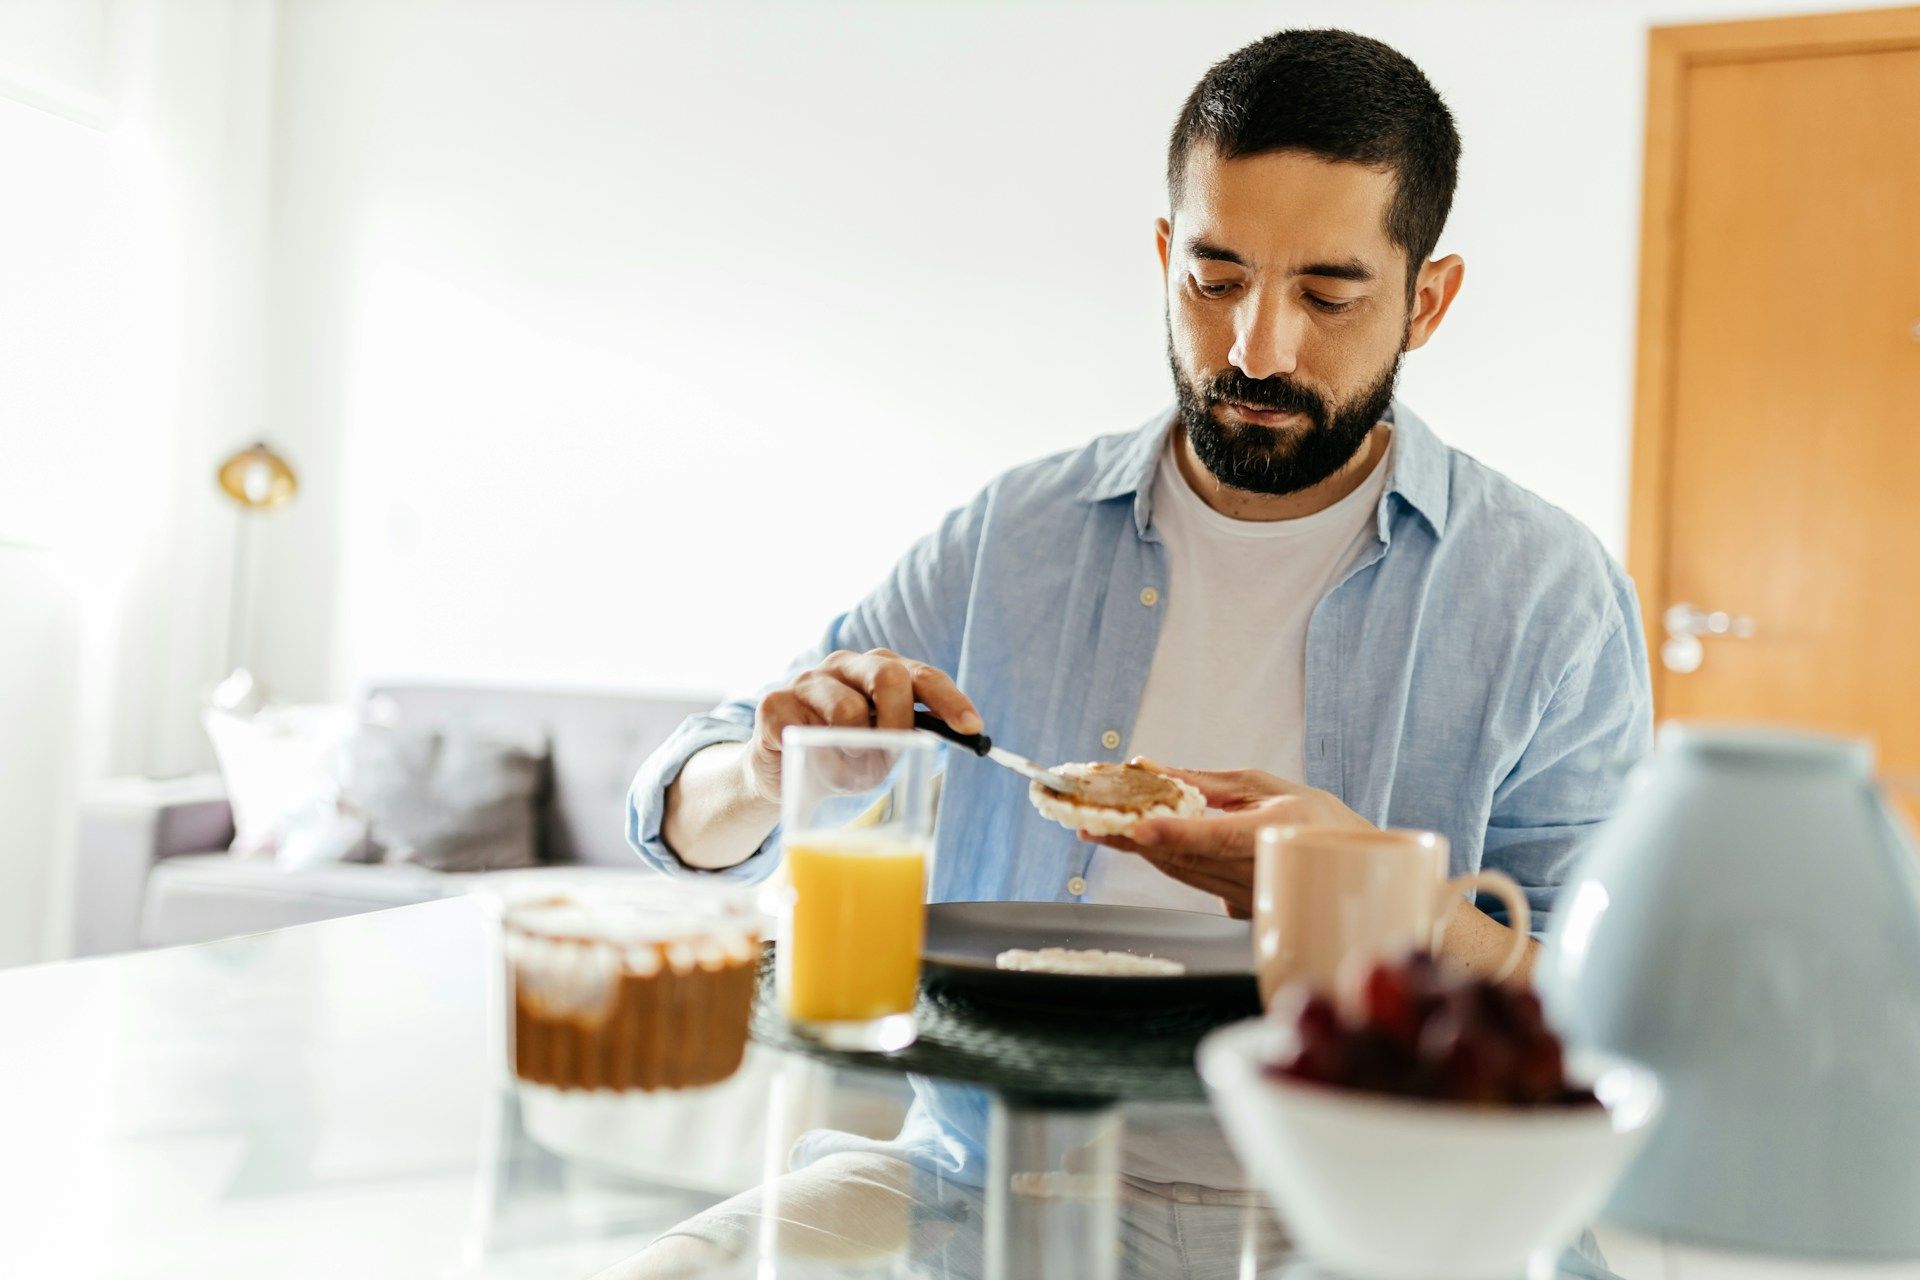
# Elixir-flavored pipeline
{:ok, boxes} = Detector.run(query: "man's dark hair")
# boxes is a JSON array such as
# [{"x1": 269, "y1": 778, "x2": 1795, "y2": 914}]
[{"x1": 1167, "y1": 29, "x2": 1460, "y2": 292}]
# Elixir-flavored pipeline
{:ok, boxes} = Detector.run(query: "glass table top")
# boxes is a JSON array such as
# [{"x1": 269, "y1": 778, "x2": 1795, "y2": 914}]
[{"x1": 0, "y1": 896, "x2": 1619, "y2": 1279}]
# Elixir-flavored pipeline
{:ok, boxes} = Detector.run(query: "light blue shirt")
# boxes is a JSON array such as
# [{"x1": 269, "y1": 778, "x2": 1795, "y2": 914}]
[
  {"x1": 629, "y1": 400, "x2": 1653, "y2": 935},
  {"x1": 627, "y1": 400, "x2": 1651, "y2": 1202}
]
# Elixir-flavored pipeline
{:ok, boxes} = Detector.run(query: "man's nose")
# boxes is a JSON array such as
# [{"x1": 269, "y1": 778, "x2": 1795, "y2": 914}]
[{"x1": 1228, "y1": 296, "x2": 1305, "y2": 381}]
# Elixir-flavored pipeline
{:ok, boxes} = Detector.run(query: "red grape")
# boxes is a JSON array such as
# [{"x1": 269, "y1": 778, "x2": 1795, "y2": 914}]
[
  {"x1": 1266, "y1": 950, "x2": 1591, "y2": 1108},
  {"x1": 1511, "y1": 1029, "x2": 1566, "y2": 1104},
  {"x1": 1361, "y1": 962, "x2": 1422, "y2": 1046}
]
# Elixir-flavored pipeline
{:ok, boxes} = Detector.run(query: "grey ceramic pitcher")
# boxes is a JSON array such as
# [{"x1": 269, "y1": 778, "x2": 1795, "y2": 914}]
[{"x1": 1538, "y1": 723, "x2": 1920, "y2": 1259}]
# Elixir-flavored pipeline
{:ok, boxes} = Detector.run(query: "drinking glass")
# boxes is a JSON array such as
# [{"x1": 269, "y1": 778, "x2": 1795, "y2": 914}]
[{"x1": 775, "y1": 728, "x2": 938, "y2": 1051}]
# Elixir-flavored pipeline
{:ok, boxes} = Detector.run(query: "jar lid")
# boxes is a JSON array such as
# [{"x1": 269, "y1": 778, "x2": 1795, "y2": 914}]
[
  {"x1": 1659, "y1": 721, "x2": 1873, "y2": 774},
  {"x1": 483, "y1": 872, "x2": 762, "y2": 949}
]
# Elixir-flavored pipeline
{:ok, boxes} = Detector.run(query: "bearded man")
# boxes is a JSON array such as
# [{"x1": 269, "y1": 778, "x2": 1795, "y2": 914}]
[
  {"x1": 635, "y1": 28, "x2": 1648, "y2": 969},
  {"x1": 619, "y1": 25, "x2": 1647, "y2": 1277}
]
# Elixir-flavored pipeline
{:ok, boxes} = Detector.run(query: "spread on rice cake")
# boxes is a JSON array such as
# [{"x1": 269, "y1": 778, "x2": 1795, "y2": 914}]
[{"x1": 1028, "y1": 761, "x2": 1204, "y2": 836}]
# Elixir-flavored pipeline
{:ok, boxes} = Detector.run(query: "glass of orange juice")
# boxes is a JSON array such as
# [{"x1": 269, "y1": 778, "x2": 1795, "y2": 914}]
[{"x1": 775, "y1": 727, "x2": 938, "y2": 1052}]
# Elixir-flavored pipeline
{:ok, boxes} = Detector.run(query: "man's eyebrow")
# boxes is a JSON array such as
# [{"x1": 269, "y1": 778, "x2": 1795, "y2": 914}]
[
  {"x1": 1184, "y1": 238, "x2": 1250, "y2": 267},
  {"x1": 1183, "y1": 240, "x2": 1376, "y2": 283},
  {"x1": 1296, "y1": 258, "x2": 1376, "y2": 283}
]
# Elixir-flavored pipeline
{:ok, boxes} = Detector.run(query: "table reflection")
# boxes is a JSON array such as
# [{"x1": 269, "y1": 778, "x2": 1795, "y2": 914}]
[{"x1": 586, "y1": 1069, "x2": 1291, "y2": 1280}]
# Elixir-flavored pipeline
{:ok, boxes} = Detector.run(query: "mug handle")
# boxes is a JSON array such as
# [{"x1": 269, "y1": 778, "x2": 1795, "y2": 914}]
[{"x1": 1431, "y1": 871, "x2": 1532, "y2": 981}]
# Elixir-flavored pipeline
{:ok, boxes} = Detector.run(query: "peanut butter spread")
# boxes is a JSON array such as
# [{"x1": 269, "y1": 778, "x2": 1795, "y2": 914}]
[{"x1": 1040, "y1": 762, "x2": 1184, "y2": 813}]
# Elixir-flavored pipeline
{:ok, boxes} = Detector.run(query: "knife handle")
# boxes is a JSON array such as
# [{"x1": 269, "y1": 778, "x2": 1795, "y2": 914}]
[{"x1": 912, "y1": 708, "x2": 992, "y2": 757}]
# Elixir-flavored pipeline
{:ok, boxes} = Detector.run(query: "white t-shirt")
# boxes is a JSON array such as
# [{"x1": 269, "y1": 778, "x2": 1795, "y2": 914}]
[
  {"x1": 1083, "y1": 430, "x2": 1394, "y2": 912},
  {"x1": 1085, "y1": 428, "x2": 1393, "y2": 1192}
]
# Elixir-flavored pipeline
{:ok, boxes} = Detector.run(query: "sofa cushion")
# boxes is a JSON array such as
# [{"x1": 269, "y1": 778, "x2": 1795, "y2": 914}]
[
  {"x1": 366, "y1": 686, "x2": 718, "y2": 866},
  {"x1": 344, "y1": 722, "x2": 546, "y2": 873},
  {"x1": 140, "y1": 854, "x2": 465, "y2": 948}
]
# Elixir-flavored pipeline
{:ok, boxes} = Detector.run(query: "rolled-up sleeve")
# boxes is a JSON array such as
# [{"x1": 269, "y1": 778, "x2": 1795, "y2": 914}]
[
  {"x1": 625, "y1": 699, "x2": 770, "y2": 880},
  {"x1": 1481, "y1": 576, "x2": 1654, "y2": 937},
  {"x1": 626, "y1": 491, "x2": 988, "y2": 880}
]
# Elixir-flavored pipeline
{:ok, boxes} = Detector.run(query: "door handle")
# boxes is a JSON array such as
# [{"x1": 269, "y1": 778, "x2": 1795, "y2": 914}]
[{"x1": 1661, "y1": 602, "x2": 1757, "y2": 673}]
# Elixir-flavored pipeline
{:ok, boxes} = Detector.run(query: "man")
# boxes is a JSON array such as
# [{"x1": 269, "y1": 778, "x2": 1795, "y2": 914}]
[{"x1": 620, "y1": 26, "x2": 1648, "y2": 1277}]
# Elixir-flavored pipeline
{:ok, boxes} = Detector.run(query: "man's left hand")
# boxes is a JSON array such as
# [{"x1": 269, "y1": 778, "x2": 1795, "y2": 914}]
[{"x1": 1079, "y1": 758, "x2": 1374, "y2": 918}]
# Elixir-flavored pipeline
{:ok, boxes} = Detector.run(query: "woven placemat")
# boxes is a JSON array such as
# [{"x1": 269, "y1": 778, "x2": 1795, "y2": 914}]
[{"x1": 748, "y1": 952, "x2": 1259, "y2": 1103}]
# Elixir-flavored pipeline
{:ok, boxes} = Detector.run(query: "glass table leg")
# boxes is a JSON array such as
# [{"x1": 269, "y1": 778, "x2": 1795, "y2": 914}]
[{"x1": 985, "y1": 1093, "x2": 1121, "y2": 1280}]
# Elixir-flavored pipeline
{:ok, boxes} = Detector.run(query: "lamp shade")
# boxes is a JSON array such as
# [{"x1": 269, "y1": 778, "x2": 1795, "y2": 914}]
[{"x1": 216, "y1": 443, "x2": 297, "y2": 511}]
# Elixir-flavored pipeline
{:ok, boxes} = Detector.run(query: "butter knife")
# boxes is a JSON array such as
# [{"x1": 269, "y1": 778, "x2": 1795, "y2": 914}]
[{"x1": 911, "y1": 709, "x2": 1084, "y2": 796}]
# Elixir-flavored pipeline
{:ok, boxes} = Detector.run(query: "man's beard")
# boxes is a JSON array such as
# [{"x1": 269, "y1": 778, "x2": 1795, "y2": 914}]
[{"x1": 1168, "y1": 335, "x2": 1402, "y2": 497}]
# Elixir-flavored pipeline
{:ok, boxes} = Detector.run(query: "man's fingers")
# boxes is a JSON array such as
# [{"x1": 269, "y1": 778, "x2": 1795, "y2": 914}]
[
  {"x1": 1079, "y1": 833, "x2": 1251, "y2": 914},
  {"x1": 1128, "y1": 810, "x2": 1269, "y2": 859},
  {"x1": 904, "y1": 661, "x2": 982, "y2": 735},
  {"x1": 820, "y1": 651, "x2": 915, "y2": 730},
  {"x1": 755, "y1": 689, "x2": 816, "y2": 746},
  {"x1": 1129, "y1": 758, "x2": 1306, "y2": 807},
  {"x1": 794, "y1": 672, "x2": 872, "y2": 728},
  {"x1": 1083, "y1": 828, "x2": 1256, "y2": 916},
  {"x1": 1130, "y1": 845, "x2": 1247, "y2": 888},
  {"x1": 1089, "y1": 811, "x2": 1263, "y2": 860},
  {"x1": 866, "y1": 660, "x2": 916, "y2": 730},
  {"x1": 1123, "y1": 852, "x2": 1251, "y2": 914},
  {"x1": 819, "y1": 649, "x2": 981, "y2": 735},
  {"x1": 751, "y1": 647, "x2": 978, "y2": 801},
  {"x1": 1168, "y1": 866, "x2": 1249, "y2": 900},
  {"x1": 747, "y1": 689, "x2": 821, "y2": 799}
]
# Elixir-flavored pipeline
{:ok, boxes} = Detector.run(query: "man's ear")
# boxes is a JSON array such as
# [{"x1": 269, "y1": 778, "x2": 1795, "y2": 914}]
[
  {"x1": 1404, "y1": 253, "x2": 1464, "y2": 352},
  {"x1": 1155, "y1": 217, "x2": 1173, "y2": 283}
]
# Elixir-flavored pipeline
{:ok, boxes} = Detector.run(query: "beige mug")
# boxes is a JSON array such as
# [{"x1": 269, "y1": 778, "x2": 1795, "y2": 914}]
[{"x1": 1252, "y1": 825, "x2": 1531, "y2": 1005}]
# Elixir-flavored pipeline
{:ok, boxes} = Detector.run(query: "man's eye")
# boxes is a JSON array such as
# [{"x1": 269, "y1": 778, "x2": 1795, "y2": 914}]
[
  {"x1": 1307, "y1": 294, "x2": 1359, "y2": 314},
  {"x1": 1192, "y1": 278, "x2": 1237, "y2": 298}
]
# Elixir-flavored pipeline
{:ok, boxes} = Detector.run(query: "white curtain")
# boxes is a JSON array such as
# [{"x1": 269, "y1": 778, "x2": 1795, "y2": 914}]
[{"x1": 0, "y1": 0, "x2": 278, "y2": 963}]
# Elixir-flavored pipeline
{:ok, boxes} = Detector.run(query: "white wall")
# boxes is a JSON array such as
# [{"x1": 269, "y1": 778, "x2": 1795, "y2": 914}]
[{"x1": 255, "y1": 0, "x2": 1908, "y2": 705}]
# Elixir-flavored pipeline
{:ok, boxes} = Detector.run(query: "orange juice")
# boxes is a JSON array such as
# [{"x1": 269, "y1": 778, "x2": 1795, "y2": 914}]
[{"x1": 780, "y1": 831, "x2": 929, "y2": 1023}]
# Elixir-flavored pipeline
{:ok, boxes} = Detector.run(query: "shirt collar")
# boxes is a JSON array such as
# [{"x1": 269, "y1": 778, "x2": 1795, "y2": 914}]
[
  {"x1": 1076, "y1": 398, "x2": 1451, "y2": 538},
  {"x1": 1380, "y1": 400, "x2": 1451, "y2": 536}
]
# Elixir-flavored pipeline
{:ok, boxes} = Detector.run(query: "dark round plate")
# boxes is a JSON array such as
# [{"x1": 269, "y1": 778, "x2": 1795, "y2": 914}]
[{"x1": 922, "y1": 901, "x2": 1259, "y2": 1015}]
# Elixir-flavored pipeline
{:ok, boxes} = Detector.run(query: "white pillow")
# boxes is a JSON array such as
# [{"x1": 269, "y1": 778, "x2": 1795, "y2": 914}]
[{"x1": 202, "y1": 704, "x2": 371, "y2": 866}]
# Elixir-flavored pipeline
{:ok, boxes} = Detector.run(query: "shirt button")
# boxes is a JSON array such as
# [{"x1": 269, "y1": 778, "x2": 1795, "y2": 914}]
[
  {"x1": 1067, "y1": 876, "x2": 1088, "y2": 896},
  {"x1": 1139, "y1": 586, "x2": 1159, "y2": 607},
  {"x1": 1101, "y1": 730, "x2": 1121, "y2": 750}
]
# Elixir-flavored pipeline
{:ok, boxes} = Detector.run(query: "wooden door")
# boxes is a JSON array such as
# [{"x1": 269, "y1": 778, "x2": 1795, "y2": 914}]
[{"x1": 1629, "y1": 8, "x2": 1920, "y2": 824}]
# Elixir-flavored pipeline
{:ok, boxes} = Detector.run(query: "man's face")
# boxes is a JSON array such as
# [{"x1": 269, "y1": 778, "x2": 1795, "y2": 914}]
[{"x1": 1158, "y1": 147, "x2": 1415, "y2": 496}]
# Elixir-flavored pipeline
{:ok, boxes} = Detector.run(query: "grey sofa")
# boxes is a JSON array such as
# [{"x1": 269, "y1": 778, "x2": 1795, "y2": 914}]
[{"x1": 72, "y1": 684, "x2": 716, "y2": 955}]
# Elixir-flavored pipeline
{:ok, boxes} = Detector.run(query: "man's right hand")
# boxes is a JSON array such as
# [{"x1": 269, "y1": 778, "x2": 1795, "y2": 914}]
[{"x1": 739, "y1": 648, "x2": 982, "y2": 804}]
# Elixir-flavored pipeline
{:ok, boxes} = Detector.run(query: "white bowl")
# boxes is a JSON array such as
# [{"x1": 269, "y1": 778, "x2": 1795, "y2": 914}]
[{"x1": 1197, "y1": 1018, "x2": 1662, "y2": 1280}]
